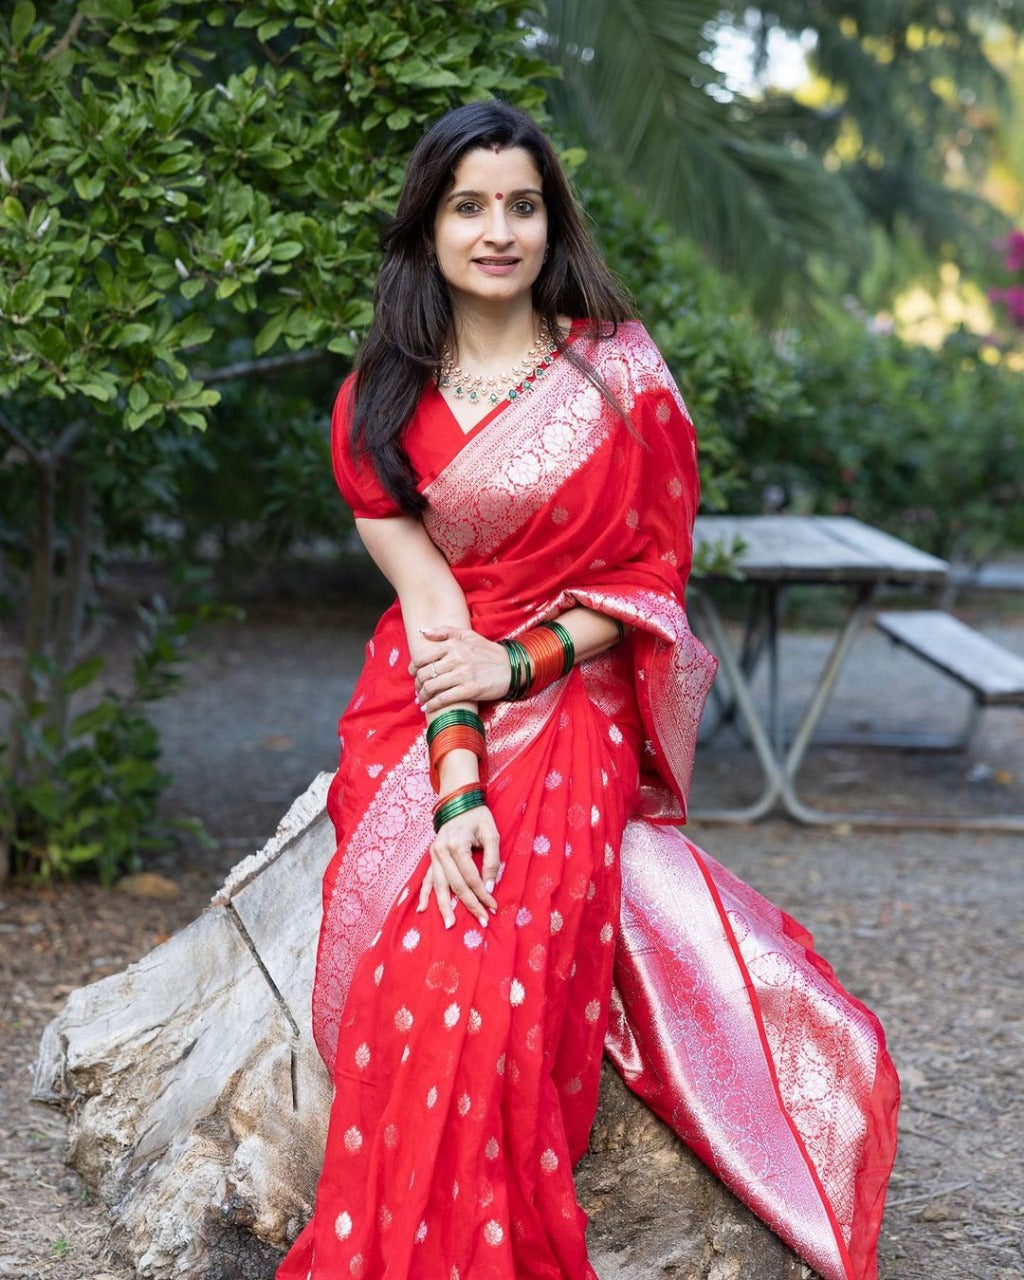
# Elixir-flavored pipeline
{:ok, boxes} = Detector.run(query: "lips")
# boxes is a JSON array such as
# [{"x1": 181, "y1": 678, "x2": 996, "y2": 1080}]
[{"x1": 473, "y1": 257, "x2": 520, "y2": 266}]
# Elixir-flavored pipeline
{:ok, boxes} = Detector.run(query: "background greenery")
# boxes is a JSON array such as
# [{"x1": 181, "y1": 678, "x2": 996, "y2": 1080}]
[{"x1": 1, "y1": 0, "x2": 1022, "y2": 881}]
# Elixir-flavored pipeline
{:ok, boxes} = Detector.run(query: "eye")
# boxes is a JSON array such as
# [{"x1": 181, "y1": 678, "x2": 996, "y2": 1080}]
[
  {"x1": 455, "y1": 200, "x2": 482, "y2": 215},
  {"x1": 510, "y1": 199, "x2": 536, "y2": 215}
]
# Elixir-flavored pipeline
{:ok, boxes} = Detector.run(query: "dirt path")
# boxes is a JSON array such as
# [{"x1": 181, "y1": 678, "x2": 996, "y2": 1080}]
[{"x1": 1, "y1": 593, "x2": 1022, "y2": 1279}]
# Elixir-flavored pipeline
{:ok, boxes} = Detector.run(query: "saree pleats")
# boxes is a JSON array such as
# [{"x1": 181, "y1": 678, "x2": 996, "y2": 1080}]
[{"x1": 279, "y1": 664, "x2": 643, "y2": 1279}]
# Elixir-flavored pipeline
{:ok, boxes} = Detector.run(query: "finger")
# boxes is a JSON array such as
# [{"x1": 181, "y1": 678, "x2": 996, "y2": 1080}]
[
  {"x1": 410, "y1": 649, "x2": 445, "y2": 678},
  {"x1": 420, "y1": 626, "x2": 456, "y2": 642},
  {"x1": 456, "y1": 851, "x2": 497, "y2": 915},
  {"x1": 480, "y1": 826, "x2": 501, "y2": 902},
  {"x1": 427, "y1": 858, "x2": 456, "y2": 929},
  {"x1": 416, "y1": 866, "x2": 431, "y2": 913},
  {"x1": 435, "y1": 847, "x2": 489, "y2": 927}
]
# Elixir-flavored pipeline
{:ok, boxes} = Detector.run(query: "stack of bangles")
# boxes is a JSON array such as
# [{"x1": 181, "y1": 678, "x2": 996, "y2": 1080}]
[
  {"x1": 428, "y1": 709, "x2": 488, "y2": 833},
  {"x1": 500, "y1": 619, "x2": 577, "y2": 700}
]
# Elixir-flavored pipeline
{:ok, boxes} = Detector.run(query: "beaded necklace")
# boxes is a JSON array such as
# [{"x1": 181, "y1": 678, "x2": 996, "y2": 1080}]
[{"x1": 439, "y1": 322, "x2": 557, "y2": 406}]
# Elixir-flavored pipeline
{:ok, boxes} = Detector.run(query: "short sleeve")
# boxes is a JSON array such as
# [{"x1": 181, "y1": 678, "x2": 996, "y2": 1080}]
[{"x1": 330, "y1": 374, "x2": 404, "y2": 519}]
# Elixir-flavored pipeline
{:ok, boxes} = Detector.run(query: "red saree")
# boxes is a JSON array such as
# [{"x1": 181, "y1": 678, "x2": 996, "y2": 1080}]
[{"x1": 276, "y1": 321, "x2": 898, "y2": 1280}]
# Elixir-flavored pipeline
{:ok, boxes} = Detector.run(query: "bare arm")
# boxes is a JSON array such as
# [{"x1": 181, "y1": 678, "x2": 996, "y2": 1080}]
[
  {"x1": 413, "y1": 606, "x2": 625, "y2": 715},
  {"x1": 355, "y1": 515, "x2": 498, "y2": 928}
]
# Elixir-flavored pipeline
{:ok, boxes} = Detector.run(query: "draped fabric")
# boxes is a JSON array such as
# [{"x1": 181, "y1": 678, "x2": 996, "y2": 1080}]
[{"x1": 276, "y1": 321, "x2": 898, "y2": 1280}]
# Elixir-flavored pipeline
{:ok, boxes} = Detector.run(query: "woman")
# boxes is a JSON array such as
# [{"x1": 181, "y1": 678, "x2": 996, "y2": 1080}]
[{"x1": 277, "y1": 101, "x2": 898, "y2": 1280}]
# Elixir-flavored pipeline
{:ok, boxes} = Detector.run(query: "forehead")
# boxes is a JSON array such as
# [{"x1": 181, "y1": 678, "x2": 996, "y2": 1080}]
[{"x1": 447, "y1": 145, "x2": 543, "y2": 193}]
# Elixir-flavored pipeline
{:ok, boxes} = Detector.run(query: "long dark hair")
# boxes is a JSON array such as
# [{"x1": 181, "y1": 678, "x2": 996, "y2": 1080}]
[{"x1": 351, "y1": 100, "x2": 635, "y2": 513}]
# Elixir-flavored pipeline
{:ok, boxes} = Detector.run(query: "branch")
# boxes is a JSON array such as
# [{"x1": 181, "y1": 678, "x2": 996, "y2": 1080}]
[
  {"x1": 195, "y1": 348, "x2": 332, "y2": 386},
  {"x1": 43, "y1": 9, "x2": 85, "y2": 63},
  {"x1": 0, "y1": 406, "x2": 43, "y2": 466}
]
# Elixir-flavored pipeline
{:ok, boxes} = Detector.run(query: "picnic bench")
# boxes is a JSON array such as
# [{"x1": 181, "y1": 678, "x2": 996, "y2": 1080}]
[
  {"x1": 689, "y1": 515, "x2": 1024, "y2": 831},
  {"x1": 874, "y1": 609, "x2": 1024, "y2": 747}
]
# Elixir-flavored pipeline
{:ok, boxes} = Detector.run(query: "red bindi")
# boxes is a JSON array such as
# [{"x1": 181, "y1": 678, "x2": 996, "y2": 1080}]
[{"x1": 494, "y1": 192, "x2": 504, "y2": 200}]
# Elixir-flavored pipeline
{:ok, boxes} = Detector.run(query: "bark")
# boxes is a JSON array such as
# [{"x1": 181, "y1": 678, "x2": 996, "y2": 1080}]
[
  {"x1": 33, "y1": 775, "x2": 808, "y2": 1280},
  {"x1": 1, "y1": 452, "x2": 55, "y2": 884}
]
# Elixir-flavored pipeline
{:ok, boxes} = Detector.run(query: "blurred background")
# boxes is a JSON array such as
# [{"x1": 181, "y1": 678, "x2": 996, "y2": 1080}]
[{"x1": 2, "y1": 0, "x2": 1023, "y2": 887}]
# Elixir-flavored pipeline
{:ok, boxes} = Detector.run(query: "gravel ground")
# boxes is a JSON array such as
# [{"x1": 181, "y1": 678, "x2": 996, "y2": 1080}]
[{"x1": 1, "y1": 582, "x2": 1022, "y2": 1279}]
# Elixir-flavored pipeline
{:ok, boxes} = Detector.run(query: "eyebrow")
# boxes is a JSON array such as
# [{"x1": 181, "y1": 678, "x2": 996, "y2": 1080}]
[{"x1": 445, "y1": 187, "x2": 544, "y2": 204}]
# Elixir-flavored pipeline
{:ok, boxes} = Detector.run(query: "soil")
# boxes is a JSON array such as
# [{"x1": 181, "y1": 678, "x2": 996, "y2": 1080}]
[{"x1": 1, "y1": 576, "x2": 1022, "y2": 1280}]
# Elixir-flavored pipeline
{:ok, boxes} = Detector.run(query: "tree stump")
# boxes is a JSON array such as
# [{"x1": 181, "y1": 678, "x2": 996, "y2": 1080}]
[{"x1": 33, "y1": 775, "x2": 808, "y2": 1280}]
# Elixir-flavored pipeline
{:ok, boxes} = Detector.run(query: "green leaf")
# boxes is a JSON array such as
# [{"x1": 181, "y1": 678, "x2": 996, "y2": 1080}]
[
  {"x1": 63, "y1": 656, "x2": 104, "y2": 694},
  {"x1": 256, "y1": 18, "x2": 287, "y2": 41},
  {"x1": 73, "y1": 174, "x2": 105, "y2": 202},
  {"x1": 254, "y1": 310, "x2": 286, "y2": 355},
  {"x1": 11, "y1": 2, "x2": 36, "y2": 48},
  {"x1": 128, "y1": 381, "x2": 149, "y2": 411},
  {"x1": 71, "y1": 703, "x2": 117, "y2": 738},
  {"x1": 117, "y1": 323, "x2": 153, "y2": 347},
  {"x1": 75, "y1": 380, "x2": 115, "y2": 402}
]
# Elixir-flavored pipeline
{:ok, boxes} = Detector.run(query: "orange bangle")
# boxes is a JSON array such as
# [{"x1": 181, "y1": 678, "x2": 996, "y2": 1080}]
[
  {"x1": 519, "y1": 627, "x2": 565, "y2": 692},
  {"x1": 432, "y1": 782, "x2": 486, "y2": 815},
  {"x1": 428, "y1": 724, "x2": 487, "y2": 793}
]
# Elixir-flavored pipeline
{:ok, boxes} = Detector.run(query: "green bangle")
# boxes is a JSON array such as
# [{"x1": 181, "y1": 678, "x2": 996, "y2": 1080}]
[
  {"x1": 433, "y1": 787, "x2": 486, "y2": 833},
  {"x1": 426, "y1": 708, "x2": 484, "y2": 744},
  {"x1": 500, "y1": 639, "x2": 532, "y2": 700},
  {"x1": 540, "y1": 619, "x2": 575, "y2": 676}
]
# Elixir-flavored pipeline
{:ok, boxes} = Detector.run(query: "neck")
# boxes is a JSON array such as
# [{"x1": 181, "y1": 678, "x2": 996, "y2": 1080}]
[{"x1": 447, "y1": 299, "x2": 540, "y2": 372}]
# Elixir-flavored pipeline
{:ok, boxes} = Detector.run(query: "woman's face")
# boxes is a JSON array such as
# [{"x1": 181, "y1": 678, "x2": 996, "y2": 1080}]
[{"x1": 432, "y1": 146, "x2": 548, "y2": 315}]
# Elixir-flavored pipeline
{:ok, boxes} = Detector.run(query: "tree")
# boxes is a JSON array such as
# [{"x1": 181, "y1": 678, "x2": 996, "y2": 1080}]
[
  {"x1": 538, "y1": 0, "x2": 862, "y2": 310},
  {"x1": 0, "y1": 0, "x2": 549, "y2": 882},
  {"x1": 748, "y1": 2, "x2": 1023, "y2": 268},
  {"x1": 539, "y1": 1, "x2": 1024, "y2": 304}
]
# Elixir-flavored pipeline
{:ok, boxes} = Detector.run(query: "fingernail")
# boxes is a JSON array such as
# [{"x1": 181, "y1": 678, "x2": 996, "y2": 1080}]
[
  {"x1": 416, "y1": 903, "x2": 426, "y2": 913},
  {"x1": 478, "y1": 916, "x2": 488, "y2": 928},
  {"x1": 445, "y1": 917, "x2": 455, "y2": 930},
  {"x1": 485, "y1": 879, "x2": 495, "y2": 893}
]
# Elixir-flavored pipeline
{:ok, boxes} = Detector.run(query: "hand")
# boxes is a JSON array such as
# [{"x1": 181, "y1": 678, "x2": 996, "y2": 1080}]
[
  {"x1": 410, "y1": 625, "x2": 510, "y2": 714},
  {"x1": 417, "y1": 803, "x2": 500, "y2": 929}
]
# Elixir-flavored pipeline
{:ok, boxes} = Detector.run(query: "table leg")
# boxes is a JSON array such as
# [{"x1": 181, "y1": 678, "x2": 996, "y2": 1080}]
[
  {"x1": 687, "y1": 589, "x2": 786, "y2": 822},
  {"x1": 779, "y1": 585, "x2": 874, "y2": 821},
  {"x1": 689, "y1": 583, "x2": 876, "y2": 825},
  {"x1": 768, "y1": 585, "x2": 783, "y2": 756}
]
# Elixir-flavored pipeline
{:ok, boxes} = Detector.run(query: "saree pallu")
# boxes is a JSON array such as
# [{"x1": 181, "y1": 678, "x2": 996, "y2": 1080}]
[{"x1": 277, "y1": 322, "x2": 898, "y2": 1280}]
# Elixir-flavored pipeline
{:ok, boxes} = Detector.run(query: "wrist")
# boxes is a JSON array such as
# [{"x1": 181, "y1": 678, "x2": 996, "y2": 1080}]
[{"x1": 437, "y1": 747, "x2": 481, "y2": 790}]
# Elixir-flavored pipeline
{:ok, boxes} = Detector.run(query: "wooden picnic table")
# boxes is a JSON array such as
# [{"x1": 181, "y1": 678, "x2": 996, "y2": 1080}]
[{"x1": 687, "y1": 514, "x2": 949, "y2": 824}]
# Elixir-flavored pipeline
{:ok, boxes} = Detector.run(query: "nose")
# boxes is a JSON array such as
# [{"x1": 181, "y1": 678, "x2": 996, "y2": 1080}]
[{"x1": 483, "y1": 202, "x2": 513, "y2": 247}]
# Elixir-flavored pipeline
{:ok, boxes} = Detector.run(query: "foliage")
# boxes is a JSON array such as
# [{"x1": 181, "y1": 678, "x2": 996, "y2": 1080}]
[
  {"x1": 0, "y1": 0, "x2": 550, "y2": 880},
  {"x1": 746, "y1": 3, "x2": 1020, "y2": 276},
  {"x1": 538, "y1": 0, "x2": 863, "y2": 311},
  {"x1": 539, "y1": 2, "x2": 1024, "y2": 309},
  {"x1": 741, "y1": 323, "x2": 1024, "y2": 560},
  {"x1": 0, "y1": 597, "x2": 207, "y2": 885}
]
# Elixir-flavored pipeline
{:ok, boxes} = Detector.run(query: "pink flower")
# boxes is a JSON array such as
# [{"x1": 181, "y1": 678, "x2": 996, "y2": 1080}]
[
  {"x1": 1004, "y1": 284, "x2": 1024, "y2": 325},
  {"x1": 1000, "y1": 229, "x2": 1024, "y2": 274}
]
